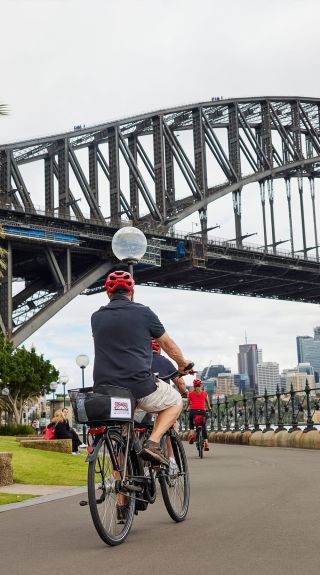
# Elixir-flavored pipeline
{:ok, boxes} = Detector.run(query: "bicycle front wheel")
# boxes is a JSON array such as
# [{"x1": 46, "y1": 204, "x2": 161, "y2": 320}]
[
  {"x1": 198, "y1": 428, "x2": 203, "y2": 459},
  {"x1": 159, "y1": 432, "x2": 190, "y2": 522},
  {"x1": 88, "y1": 430, "x2": 135, "y2": 546}
]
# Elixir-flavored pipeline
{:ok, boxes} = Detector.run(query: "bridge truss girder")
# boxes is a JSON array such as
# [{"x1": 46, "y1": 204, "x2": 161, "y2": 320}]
[
  {"x1": 0, "y1": 234, "x2": 113, "y2": 346},
  {"x1": 1, "y1": 98, "x2": 320, "y2": 250}
]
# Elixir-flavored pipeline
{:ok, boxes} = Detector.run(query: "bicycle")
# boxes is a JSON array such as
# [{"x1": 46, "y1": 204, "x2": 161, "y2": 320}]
[
  {"x1": 194, "y1": 413, "x2": 206, "y2": 459},
  {"x1": 69, "y1": 382, "x2": 191, "y2": 547},
  {"x1": 187, "y1": 410, "x2": 209, "y2": 459}
]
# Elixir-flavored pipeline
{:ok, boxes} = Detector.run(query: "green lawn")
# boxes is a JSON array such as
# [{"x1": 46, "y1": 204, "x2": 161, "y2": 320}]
[
  {"x1": 0, "y1": 493, "x2": 37, "y2": 505},
  {"x1": 0, "y1": 437, "x2": 88, "y2": 486}
]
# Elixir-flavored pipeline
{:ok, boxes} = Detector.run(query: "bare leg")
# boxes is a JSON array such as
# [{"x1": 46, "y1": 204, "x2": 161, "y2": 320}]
[
  {"x1": 149, "y1": 405, "x2": 182, "y2": 443},
  {"x1": 166, "y1": 421, "x2": 179, "y2": 458}
]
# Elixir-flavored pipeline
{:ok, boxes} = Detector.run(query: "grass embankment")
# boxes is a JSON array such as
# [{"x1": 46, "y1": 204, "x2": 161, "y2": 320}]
[
  {"x1": 0, "y1": 436, "x2": 87, "y2": 486},
  {"x1": 0, "y1": 493, "x2": 37, "y2": 505}
]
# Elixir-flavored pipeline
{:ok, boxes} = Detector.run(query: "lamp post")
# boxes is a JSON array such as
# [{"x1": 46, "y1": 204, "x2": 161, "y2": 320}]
[
  {"x1": 111, "y1": 226, "x2": 147, "y2": 279},
  {"x1": 49, "y1": 382, "x2": 58, "y2": 417},
  {"x1": 76, "y1": 354, "x2": 89, "y2": 443},
  {"x1": 1, "y1": 387, "x2": 9, "y2": 433},
  {"x1": 59, "y1": 375, "x2": 69, "y2": 408}
]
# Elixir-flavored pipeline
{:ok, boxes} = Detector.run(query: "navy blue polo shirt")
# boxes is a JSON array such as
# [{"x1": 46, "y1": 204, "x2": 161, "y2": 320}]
[
  {"x1": 91, "y1": 295, "x2": 165, "y2": 399},
  {"x1": 152, "y1": 353, "x2": 177, "y2": 383}
]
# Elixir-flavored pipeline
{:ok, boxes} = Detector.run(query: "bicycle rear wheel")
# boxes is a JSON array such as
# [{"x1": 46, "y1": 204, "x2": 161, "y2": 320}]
[
  {"x1": 197, "y1": 428, "x2": 203, "y2": 459},
  {"x1": 159, "y1": 432, "x2": 190, "y2": 522},
  {"x1": 88, "y1": 430, "x2": 135, "y2": 546}
]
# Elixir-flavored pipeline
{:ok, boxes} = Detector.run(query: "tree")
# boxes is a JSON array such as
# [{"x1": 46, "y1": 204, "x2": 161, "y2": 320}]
[{"x1": 0, "y1": 336, "x2": 59, "y2": 423}]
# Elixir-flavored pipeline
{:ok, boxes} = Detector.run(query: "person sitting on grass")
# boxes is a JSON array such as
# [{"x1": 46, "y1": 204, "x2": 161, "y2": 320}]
[
  {"x1": 51, "y1": 410, "x2": 82, "y2": 455},
  {"x1": 61, "y1": 407, "x2": 86, "y2": 448}
]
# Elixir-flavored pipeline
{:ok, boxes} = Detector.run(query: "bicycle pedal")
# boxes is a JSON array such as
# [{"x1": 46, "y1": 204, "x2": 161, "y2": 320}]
[{"x1": 79, "y1": 500, "x2": 88, "y2": 506}]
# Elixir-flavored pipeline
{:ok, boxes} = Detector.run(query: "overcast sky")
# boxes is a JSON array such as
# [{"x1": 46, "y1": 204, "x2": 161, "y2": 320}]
[{"x1": 1, "y1": 0, "x2": 320, "y2": 392}]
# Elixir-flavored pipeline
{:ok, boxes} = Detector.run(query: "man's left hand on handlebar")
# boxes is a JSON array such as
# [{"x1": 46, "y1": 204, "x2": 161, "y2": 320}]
[{"x1": 177, "y1": 361, "x2": 194, "y2": 375}]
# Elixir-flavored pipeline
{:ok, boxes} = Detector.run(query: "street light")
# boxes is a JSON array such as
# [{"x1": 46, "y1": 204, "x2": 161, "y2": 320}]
[
  {"x1": 76, "y1": 354, "x2": 89, "y2": 443},
  {"x1": 111, "y1": 226, "x2": 147, "y2": 277},
  {"x1": 49, "y1": 382, "x2": 58, "y2": 416},
  {"x1": 1, "y1": 387, "x2": 9, "y2": 433},
  {"x1": 59, "y1": 375, "x2": 69, "y2": 408}
]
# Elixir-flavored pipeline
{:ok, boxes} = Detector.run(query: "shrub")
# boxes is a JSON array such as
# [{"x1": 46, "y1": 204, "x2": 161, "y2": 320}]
[{"x1": 0, "y1": 424, "x2": 35, "y2": 436}]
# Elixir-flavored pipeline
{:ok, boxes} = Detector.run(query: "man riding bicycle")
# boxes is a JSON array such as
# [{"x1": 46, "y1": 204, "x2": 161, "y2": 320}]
[
  {"x1": 186, "y1": 379, "x2": 211, "y2": 451},
  {"x1": 91, "y1": 270, "x2": 193, "y2": 467}
]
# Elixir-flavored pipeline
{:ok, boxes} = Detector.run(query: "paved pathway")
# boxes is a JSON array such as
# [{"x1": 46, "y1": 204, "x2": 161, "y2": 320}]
[
  {"x1": 0, "y1": 483, "x2": 81, "y2": 495},
  {"x1": 1, "y1": 443, "x2": 320, "y2": 575}
]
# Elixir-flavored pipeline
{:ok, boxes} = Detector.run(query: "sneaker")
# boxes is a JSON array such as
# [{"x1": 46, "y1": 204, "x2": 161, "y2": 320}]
[
  {"x1": 79, "y1": 443, "x2": 87, "y2": 448},
  {"x1": 204, "y1": 440, "x2": 209, "y2": 451},
  {"x1": 140, "y1": 440, "x2": 169, "y2": 466},
  {"x1": 169, "y1": 458, "x2": 178, "y2": 476},
  {"x1": 188, "y1": 431, "x2": 195, "y2": 444},
  {"x1": 116, "y1": 504, "x2": 128, "y2": 525}
]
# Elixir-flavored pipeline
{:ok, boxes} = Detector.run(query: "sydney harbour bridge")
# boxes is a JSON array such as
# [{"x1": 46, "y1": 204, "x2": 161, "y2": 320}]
[{"x1": 0, "y1": 96, "x2": 320, "y2": 345}]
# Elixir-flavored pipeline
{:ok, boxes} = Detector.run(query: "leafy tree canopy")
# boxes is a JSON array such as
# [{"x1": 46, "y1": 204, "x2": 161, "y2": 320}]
[{"x1": 0, "y1": 335, "x2": 59, "y2": 423}]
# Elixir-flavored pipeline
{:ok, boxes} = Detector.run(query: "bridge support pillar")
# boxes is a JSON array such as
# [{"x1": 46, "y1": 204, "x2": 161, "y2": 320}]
[
  {"x1": 0, "y1": 150, "x2": 11, "y2": 208},
  {"x1": 309, "y1": 177, "x2": 319, "y2": 261},
  {"x1": 267, "y1": 179, "x2": 276, "y2": 254},
  {"x1": 0, "y1": 241, "x2": 13, "y2": 338},
  {"x1": 152, "y1": 116, "x2": 166, "y2": 219},
  {"x1": 298, "y1": 176, "x2": 307, "y2": 258},
  {"x1": 285, "y1": 178, "x2": 294, "y2": 256},
  {"x1": 232, "y1": 189, "x2": 242, "y2": 247},
  {"x1": 88, "y1": 144, "x2": 99, "y2": 219},
  {"x1": 260, "y1": 181, "x2": 268, "y2": 250},
  {"x1": 128, "y1": 135, "x2": 139, "y2": 220},
  {"x1": 108, "y1": 127, "x2": 121, "y2": 223}
]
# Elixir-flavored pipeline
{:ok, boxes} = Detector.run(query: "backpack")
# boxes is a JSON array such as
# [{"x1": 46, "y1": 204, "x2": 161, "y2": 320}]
[{"x1": 43, "y1": 425, "x2": 56, "y2": 440}]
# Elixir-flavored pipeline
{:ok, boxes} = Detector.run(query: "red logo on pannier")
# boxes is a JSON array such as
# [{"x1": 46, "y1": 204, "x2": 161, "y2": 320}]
[{"x1": 114, "y1": 401, "x2": 129, "y2": 412}]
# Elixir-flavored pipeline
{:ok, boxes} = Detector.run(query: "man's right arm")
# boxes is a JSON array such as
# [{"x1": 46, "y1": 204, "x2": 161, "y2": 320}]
[{"x1": 156, "y1": 331, "x2": 193, "y2": 375}]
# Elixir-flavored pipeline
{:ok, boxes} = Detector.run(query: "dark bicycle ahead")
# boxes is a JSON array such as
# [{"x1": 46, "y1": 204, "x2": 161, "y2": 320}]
[{"x1": 70, "y1": 385, "x2": 190, "y2": 546}]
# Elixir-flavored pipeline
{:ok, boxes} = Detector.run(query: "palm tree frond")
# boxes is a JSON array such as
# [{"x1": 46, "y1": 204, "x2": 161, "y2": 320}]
[{"x1": 0, "y1": 104, "x2": 8, "y2": 116}]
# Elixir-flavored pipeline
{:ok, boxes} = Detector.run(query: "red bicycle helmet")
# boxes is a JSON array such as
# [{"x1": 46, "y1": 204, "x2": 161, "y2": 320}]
[
  {"x1": 193, "y1": 379, "x2": 202, "y2": 387},
  {"x1": 105, "y1": 270, "x2": 135, "y2": 293},
  {"x1": 152, "y1": 339, "x2": 161, "y2": 353}
]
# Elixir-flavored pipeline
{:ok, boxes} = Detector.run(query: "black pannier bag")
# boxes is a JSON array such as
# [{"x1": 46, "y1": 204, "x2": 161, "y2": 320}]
[{"x1": 69, "y1": 385, "x2": 135, "y2": 424}]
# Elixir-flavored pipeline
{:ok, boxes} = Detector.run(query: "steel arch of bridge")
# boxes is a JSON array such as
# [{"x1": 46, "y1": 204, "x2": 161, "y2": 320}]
[
  {"x1": 1, "y1": 96, "x2": 320, "y2": 249},
  {"x1": 1, "y1": 96, "x2": 320, "y2": 345}
]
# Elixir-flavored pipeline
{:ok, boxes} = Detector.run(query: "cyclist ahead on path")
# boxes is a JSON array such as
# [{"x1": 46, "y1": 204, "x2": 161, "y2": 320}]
[
  {"x1": 186, "y1": 379, "x2": 211, "y2": 451},
  {"x1": 91, "y1": 269, "x2": 193, "y2": 467}
]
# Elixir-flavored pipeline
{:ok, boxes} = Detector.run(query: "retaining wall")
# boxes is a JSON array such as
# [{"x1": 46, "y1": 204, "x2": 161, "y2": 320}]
[
  {"x1": 20, "y1": 439, "x2": 72, "y2": 453},
  {"x1": 181, "y1": 429, "x2": 320, "y2": 449}
]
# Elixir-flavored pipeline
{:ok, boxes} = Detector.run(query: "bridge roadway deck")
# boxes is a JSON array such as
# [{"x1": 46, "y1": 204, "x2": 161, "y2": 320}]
[{"x1": 1, "y1": 443, "x2": 319, "y2": 575}]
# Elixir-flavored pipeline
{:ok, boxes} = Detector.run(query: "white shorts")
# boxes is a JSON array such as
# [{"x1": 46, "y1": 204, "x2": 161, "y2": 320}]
[{"x1": 137, "y1": 379, "x2": 183, "y2": 413}]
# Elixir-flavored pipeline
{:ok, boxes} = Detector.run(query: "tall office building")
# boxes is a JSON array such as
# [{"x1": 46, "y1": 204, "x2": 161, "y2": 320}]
[
  {"x1": 285, "y1": 369, "x2": 315, "y2": 395},
  {"x1": 216, "y1": 373, "x2": 239, "y2": 396},
  {"x1": 201, "y1": 365, "x2": 230, "y2": 381},
  {"x1": 257, "y1": 362, "x2": 280, "y2": 395},
  {"x1": 238, "y1": 344, "x2": 258, "y2": 390},
  {"x1": 296, "y1": 336, "x2": 312, "y2": 363},
  {"x1": 296, "y1": 327, "x2": 320, "y2": 381},
  {"x1": 314, "y1": 326, "x2": 320, "y2": 340}
]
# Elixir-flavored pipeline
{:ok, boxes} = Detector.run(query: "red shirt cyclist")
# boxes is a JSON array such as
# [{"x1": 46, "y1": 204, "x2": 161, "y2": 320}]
[{"x1": 186, "y1": 379, "x2": 211, "y2": 451}]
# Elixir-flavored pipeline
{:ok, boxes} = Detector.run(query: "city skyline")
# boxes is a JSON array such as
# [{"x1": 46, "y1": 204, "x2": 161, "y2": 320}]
[{"x1": 200, "y1": 325, "x2": 320, "y2": 381}]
